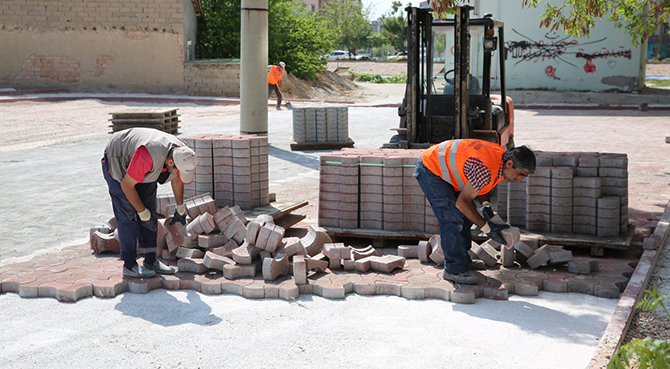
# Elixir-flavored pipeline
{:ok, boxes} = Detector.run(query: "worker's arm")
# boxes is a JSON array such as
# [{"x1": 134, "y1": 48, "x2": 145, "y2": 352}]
[
  {"x1": 169, "y1": 176, "x2": 187, "y2": 225},
  {"x1": 171, "y1": 176, "x2": 184, "y2": 205},
  {"x1": 121, "y1": 174, "x2": 147, "y2": 214},
  {"x1": 455, "y1": 181, "x2": 486, "y2": 228}
]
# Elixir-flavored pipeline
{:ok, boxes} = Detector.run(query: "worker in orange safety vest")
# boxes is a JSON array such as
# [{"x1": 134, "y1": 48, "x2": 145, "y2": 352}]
[
  {"x1": 268, "y1": 61, "x2": 286, "y2": 110},
  {"x1": 414, "y1": 139, "x2": 536, "y2": 285}
]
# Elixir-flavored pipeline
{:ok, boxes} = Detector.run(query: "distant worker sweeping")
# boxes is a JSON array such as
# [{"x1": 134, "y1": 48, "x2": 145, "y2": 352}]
[
  {"x1": 414, "y1": 139, "x2": 536, "y2": 285},
  {"x1": 268, "y1": 61, "x2": 287, "y2": 110},
  {"x1": 102, "y1": 127, "x2": 198, "y2": 278}
]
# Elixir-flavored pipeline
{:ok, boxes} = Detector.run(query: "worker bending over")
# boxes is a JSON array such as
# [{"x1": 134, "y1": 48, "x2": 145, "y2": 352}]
[
  {"x1": 102, "y1": 127, "x2": 198, "y2": 278},
  {"x1": 415, "y1": 139, "x2": 536, "y2": 285}
]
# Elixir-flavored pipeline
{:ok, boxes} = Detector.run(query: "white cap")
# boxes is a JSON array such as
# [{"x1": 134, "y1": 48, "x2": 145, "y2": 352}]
[
  {"x1": 173, "y1": 147, "x2": 198, "y2": 184},
  {"x1": 279, "y1": 61, "x2": 286, "y2": 69}
]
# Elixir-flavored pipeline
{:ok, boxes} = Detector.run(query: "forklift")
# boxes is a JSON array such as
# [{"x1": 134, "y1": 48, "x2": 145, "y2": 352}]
[{"x1": 386, "y1": 5, "x2": 514, "y2": 149}]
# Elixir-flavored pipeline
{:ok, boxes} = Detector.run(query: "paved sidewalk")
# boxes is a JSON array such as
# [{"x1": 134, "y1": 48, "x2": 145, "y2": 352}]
[{"x1": 0, "y1": 95, "x2": 668, "y2": 368}]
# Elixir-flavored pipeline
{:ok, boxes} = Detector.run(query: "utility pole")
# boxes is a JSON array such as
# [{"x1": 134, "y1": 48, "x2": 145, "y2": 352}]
[{"x1": 240, "y1": 0, "x2": 268, "y2": 136}]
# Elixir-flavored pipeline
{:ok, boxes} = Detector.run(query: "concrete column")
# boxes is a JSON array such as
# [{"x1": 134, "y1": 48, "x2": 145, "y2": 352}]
[{"x1": 240, "y1": 0, "x2": 268, "y2": 135}]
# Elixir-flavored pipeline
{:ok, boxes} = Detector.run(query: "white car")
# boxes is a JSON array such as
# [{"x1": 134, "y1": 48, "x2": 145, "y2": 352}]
[
  {"x1": 355, "y1": 53, "x2": 372, "y2": 60},
  {"x1": 327, "y1": 50, "x2": 350, "y2": 61}
]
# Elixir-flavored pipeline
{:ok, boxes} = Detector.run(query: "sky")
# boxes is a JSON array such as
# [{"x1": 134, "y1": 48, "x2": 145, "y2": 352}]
[{"x1": 362, "y1": 0, "x2": 415, "y2": 20}]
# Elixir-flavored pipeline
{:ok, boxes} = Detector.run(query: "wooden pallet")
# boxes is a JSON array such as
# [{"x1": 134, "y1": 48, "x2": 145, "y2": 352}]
[
  {"x1": 325, "y1": 223, "x2": 634, "y2": 254},
  {"x1": 322, "y1": 227, "x2": 434, "y2": 248},
  {"x1": 242, "y1": 200, "x2": 309, "y2": 229},
  {"x1": 108, "y1": 108, "x2": 180, "y2": 134},
  {"x1": 290, "y1": 138, "x2": 355, "y2": 151}
]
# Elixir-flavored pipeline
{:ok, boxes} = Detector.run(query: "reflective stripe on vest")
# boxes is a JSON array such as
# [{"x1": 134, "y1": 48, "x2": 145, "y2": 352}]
[{"x1": 437, "y1": 139, "x2": 465, "y2": 189}]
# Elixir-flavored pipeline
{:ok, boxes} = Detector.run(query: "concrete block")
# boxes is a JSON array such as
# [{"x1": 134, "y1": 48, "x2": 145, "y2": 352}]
[
  {"x1": 418, "y1": 240, "x2": 432, "y2": 263},
  {"x1": 232, "y1": 242, "x2": 261, "y2": 264},
  {"x1": 526, "y1": 247, "x2": 550, "y2": 269},
  {"x1": 300, "y1": 225, "x2": 332, "y2": 256},
  {"x1": 472, "y1": 242, "x2": 497, "y2": 267},
  {"x1": 370, "y1": 255, "x2": 406, "y2": 273},
  {"x1": 177, "y1": 258, "x2": 208, "y2": 274},
  {"x1": 176, "y1": 247, "x2": 204, "y2": 259},
  {"x1": 203, "y1": 251, "x2": 235, "y2": 271},
  {"x1": 292, "y1": 255, "x2": 307, "y2": 285},
  {"x1": 398, "y1": 245, "x2": 419, "y2": 258},
  {"x1": 568, "y1": 260, "x2": 599, "y2": 274},
  {"x1": 223, "y1": 263, "x2": 256, "y2": 280},
  {"x1": 198, "y1": 233, "x2": 229, "y2": 248}
]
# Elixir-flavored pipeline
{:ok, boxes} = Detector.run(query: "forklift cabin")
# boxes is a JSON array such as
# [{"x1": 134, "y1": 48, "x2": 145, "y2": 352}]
[{"x1": 393, "y1": 5, "x2": 514, "y2": 149}]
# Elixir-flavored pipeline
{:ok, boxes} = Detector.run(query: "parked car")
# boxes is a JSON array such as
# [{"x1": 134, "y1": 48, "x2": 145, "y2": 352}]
[
  {"x1": 327, "y1": 50, "x2": 351, "y2": 61},
  {"x1": 355, "y1": 53, "x2": 372, "y2": 60},
  {"x1": 387, "y1": 51, "x2": 407, "y2": 61}
]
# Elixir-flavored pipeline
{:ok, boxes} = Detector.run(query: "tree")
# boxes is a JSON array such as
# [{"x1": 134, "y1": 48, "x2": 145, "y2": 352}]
[
  {"x1": 429, "y1": 0, "x2": 670, "y2": 47},
  {"x1": 321, "y1": 0, "x2": 375, "y2": 56},
  {"x1": 380, "y1": 1, "x2": 408, "y2": 51},
  {"x1": 197, "y1": 0, "x2": 334, "y2": 80}
]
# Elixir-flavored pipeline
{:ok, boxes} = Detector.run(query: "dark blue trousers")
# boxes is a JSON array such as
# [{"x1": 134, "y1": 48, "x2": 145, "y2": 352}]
[
  {"x1": 102, "y1": 155, "x2": 157, "y2": 262},
  {"x1": 414, "y1": 157, "x2": 473, "y2": 274}
]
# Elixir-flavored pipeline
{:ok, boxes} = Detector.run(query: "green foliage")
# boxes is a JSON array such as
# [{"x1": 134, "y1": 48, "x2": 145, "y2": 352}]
[
  {"x1": 321, "y1": 0, "x2": 375, "y2": 56},
  {"x1": 430, "y1": 0, "x2": 670, "y2": 47},
  {"x1": 197, "y1": 0, "x2": 334, "y2": 80},
  {"x1": 647, "y1": 79, "x2": 670, "y2": 87},
  {"x1": 350, "y1": 72, "x2": 407, "y2": 84},
  {"x1": 268, "y1": 0, "x2": 334, "y2": 80},
  {"x1": 380, "y1": 1, "x2": 408, "y2": 51},
  {"x1": 608, "y1": 285, "x2": 670, "y2": 369}
]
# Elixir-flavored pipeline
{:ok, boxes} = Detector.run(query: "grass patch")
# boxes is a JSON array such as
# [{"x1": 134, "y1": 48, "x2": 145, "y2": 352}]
[
  {"x1": 350, "y1": 71, "x2": 407, "y2": 84},
  {"x1": 647, "y1": 79, "x2": 670, "y2": 88}
]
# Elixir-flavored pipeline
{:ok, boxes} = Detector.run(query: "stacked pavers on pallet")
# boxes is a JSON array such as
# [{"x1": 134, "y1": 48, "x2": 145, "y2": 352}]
[
  {"x1": 108, "y1": 108, "x2": 181, "y2": 134},
  {"x1": 181, "y1": 134, "x2": 269, "y2": 210},
  {"x1": 318, "y1": 148, "x2": 439, "y2": 233},
  {"x1": 292, "y1": 105, "x2": 349, "y2": 144},
  {"x1": 496, "y1": 151, "x2": 629, "y2": 236}
]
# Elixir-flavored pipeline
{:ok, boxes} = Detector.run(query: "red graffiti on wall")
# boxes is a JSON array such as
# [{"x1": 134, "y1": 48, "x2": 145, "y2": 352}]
[
  {"x1": 583, "y1": 58, "x2": 596, "y2": 73},
  {"x1": 545, "y1": 65, "x2": 556, "y2": 78}
]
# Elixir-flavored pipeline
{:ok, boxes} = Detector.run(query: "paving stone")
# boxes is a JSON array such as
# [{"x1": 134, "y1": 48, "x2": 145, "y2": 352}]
[
  {"x1": 209, "y1": 239, "x2": 239, "y2": 257},
  {"x1": 418, "y1": 240, "x2": 432, "y2": 262},
  {"x1": 514, "y1": 241, "x2": 535, "y2": 260},
  {"x1": 300, "y1": 225, "x2": 332, "y2": 256},
  {"x1": 90, "y1": 230, "x2": 120, "y2": 254},
  {"x1": 203, "y1": 251, "x2": 235, "y2": 271},
  {"x1": 280, "y1": 237, "x2": 306, "y2": 257},
  {"x1": 177, "y1": 258, "x2": 208, "y2": 274},
  {"x1": 262, "y1": 253, "x2": 289, "y2": 281},
  {"x1": 350, "y1": 245, "x2": 379, "y2": 260},
  {"x1": 232, "y1": 242, "x2": 261, "y2": 265},
  {"x1": 473, "y1": 242, "x2": 498, "y2": 267},
  {"x1": 293, "y1": 255, "x2": 307, "y2": 285},
  {"x1": 323, "y1": 242, "x2": 350, "y2": 259},
  {"x1": 429, "y1": 237, "x2": 444, "y2": 265},
  {"x1": 198, "y1": 233, "x2": 229, "y2": 248},
  {"x1": 500, "y1": 243, "x2": 515, "y2": 267},
  {"x1": 222, "y1": 263, "x2": 256, "y2": 280},
  {"x1": 306, "y1": 258, "x2": 329, "y2": 273},
  {"x1": 176, "y1": 247, "x2": 204, "y2": 259},
  {"x1": 568, "y1": 259, "x2": 599, "y2": 274},
  {"x1": 526, "y1": 247, "x2": 551, "y2": 269},
  {"x1": 398, "y1": 244, "x2": 419, "y2": 258},
  {"x1": 328, "y1": 258, "x2": 341, "y2": 270},
  {"x1": 370, "y1": 255, "x2": 406, "y2": 273}
]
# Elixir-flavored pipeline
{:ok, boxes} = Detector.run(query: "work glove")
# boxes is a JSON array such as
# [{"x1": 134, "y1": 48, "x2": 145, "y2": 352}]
[
  {"x1": 138, "y1": 209, "x2": 165, "y2": 232},
  {"x1": 481, "y1": 222, "x2": 508, "y2": 245},
  {"x1": 169, "y1": 204, "x2": 187, "y2": 226},
  {"x1": 480, "y1": 201, "x2": 495, "y2": 222}
]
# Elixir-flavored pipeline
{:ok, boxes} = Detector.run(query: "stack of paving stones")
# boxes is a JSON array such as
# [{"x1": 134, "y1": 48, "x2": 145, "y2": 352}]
[
  {"x1": 180, "y1": 134, "x2": 269, "y2": 210},
  {"x1": 292, "y1": 105, "x2": 349, "y2": 144},
  {"x1": 495, "y1": 151, "x2": 629, "y2": 236},
  {"x1": 318, "y1": 148, "x2": 439, "y2": 234}
]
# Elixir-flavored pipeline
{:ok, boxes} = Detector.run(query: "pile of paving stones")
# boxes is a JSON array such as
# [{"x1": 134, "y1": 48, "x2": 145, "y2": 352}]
[{"x1": 91, "y1": 193, "x2": 408, "y2": 283}]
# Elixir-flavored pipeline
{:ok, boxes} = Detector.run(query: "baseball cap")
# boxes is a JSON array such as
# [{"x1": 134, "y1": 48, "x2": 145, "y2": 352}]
[
  {"x1": 173, "y1": 147, "x2": 198, "y2": 184},
  {"x1": 279, "y1": 61, "x2": 286, "y2": 69}
]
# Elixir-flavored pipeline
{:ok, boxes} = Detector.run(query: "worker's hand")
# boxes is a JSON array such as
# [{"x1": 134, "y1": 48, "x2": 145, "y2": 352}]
[
  {"x1": 480, "y1": 201, "x2": 495, "y2": 222},
  {"x1": 481, "y1": 221, "x2": 508, "y2": 245},
  {"x1": 169, "y1": 204, "x2": 187, "y2": 226},
  {"x1": 138, "y1": 209, "x2": 165, "y2": 232}
]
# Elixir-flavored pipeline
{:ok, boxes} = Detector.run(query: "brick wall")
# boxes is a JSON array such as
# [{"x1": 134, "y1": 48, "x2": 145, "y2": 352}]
[
  {"x1": 184, "y1": 61, "x2": 241, "y2": 97},
  {"x1": 0, "y1": 0, "x2": 184, "y2": 31}
]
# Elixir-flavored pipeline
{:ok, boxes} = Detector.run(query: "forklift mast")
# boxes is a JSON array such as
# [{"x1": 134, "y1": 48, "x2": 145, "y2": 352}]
[{"x1": 396, "y1": 5, "x2": 512, "y2": 150}]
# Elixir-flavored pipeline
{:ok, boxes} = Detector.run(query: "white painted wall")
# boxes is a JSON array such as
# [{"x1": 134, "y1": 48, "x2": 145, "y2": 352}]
[{"x1": 474, "y1": 0, "x2": 646, "y2": 92}]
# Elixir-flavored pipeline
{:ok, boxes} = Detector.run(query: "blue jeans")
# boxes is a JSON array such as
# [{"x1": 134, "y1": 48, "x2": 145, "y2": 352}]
[
  {"x1": 414, "y1": 158, "x2": 473, "y2": 274},
  {"x1": 102, "y1": 154, "x2": 157, "y2": 262}
]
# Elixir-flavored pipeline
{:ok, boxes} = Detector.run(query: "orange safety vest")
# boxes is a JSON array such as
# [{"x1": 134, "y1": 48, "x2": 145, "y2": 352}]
[
  {"x1": 421, "y1": 139, "x2": 505, "y2": 195},
  {"x1": 268, "y1": 65, "x2": 284, "y2": 85}
]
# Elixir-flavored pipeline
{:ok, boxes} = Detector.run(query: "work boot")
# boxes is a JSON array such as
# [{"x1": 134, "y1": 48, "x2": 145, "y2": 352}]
[
  {"x1": 276, "y1": 106, "x2": 282, "y2": 111},
  {"x1": 469, "y1": 259, "x2": 487, "y2": 270},
  {"x1": 123, "y1": 264, "x2": 156, "y2": 278},
  {"x1": 442, "y1": 270, "x2": 478, "y2": 285},
  {"x1": 143, "y1": 260, "x2": 175, "y2": 275}
]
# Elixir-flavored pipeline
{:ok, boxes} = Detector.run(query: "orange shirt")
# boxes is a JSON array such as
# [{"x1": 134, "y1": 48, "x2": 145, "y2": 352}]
[
  {"x1": 268, "y1": 65, "x2": 284, "y2": 85},
  {"x1": 421, "y1": 139, "x2": 505, "y2": 195}
]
